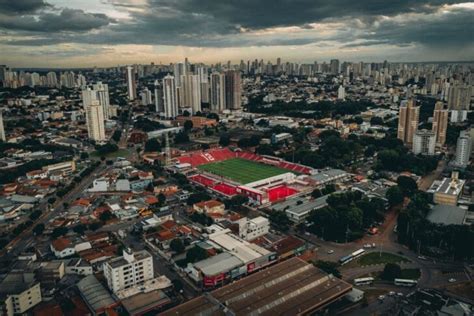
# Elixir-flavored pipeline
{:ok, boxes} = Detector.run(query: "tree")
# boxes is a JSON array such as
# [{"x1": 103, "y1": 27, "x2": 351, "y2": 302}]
[
  {"x1": 370, "y1": 117, "x2": 384, "y2": 126},
  {"x1": 73, "y1": 224, "x2": 87, "y2": 235},
  {"x1": 80, "y1": 152, "x2": 89, "y2": 160},
  {"x1": 314, "y1": 260, "x2": 341, "y2": 278},
  {"x1": 144, "y1": 139, "x2": 161, "y2": 152},
  {"x1": 51, "y1": 227, "x2": 68, "y2": 239},
  {"x1": 184, "y1": 120, "x2": 193, "y2": 131},
  {"x1": 186, "y1": 246, "x2": 208, "y2": 263},
  {"x1": 174, "y1": 132, "x2": 190, "y2": 144},
  {"x1": 187, "y1": 192, "x2": 211, "y2": 206},
  {"x1": 386, "y1": 186, "x2": 404, "y2": 206},
  {"x1": 99, "y1": 210, "x2": 114, "y2": 223},
  {"x1": 33, "y1": 223, "x2": 45, "y2": 235},
  {"x1": 269, "y1": 211, "x2": 291, "y2": 232},
  {"x1": 397, "y1": 176, "x2": 418, "y2": 197},
  {"x1": 158, "y1": 193, "x2": 166, "y2": 206},
  {"x1": 381, "y1": 263, "x2": 401, "y2": 281},
  {"x1": 172, "y1": 279, "x2": 184, "y2": 293},
  {"x1": 170, "y1": 238, "x2": 185, "y2": 253},
  {"x1": 219, "y1": 134, "x2": 230, "y2": 146},
  {"x1": 29, "y1": 209, "x2": 42, "y2": 221}
]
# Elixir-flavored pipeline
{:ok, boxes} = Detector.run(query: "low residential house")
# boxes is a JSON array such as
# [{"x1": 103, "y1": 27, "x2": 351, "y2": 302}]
[
  {"x1": 64, "y1": 258, "x2": 93, "y2": 276},
  {"x1": 193, "y1": 200, "x2": 225, "y2": 215},
  {"x1": 50, "y1": 237, "x2": 92, "y2": 258}
]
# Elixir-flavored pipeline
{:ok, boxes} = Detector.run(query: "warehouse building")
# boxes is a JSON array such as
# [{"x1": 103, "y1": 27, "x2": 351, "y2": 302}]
[{"x1": 163, "y1": 257, "x2": 352, "y2": 316}]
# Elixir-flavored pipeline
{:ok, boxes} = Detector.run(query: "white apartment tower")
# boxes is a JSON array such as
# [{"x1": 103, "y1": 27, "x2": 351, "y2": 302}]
[
  {"x1": 181, "y1": 74, "x2": 201, "y2": 114},
  {"x1": 126, "y1": 66, "x2": 137, "y2": 100},
  {"x1": 85, "y1": 100, "x2": 106, "y2": 142},
  {"x1": 210, "y1": 72, "x2": 226, "y2": 112},
  {"x1": 224, "y1": 70, "x2": 242, "y2": 110},
  {"x1": 162, "y1": 74, "x2": 178, "y2": 118},
  {"x1": 140, "y1": 87, "x2": 153, "y2": 106},
  {"x1": 337, "y1": 85, "x2": 345, "y2": 100},
  {"x1": 92, "y1": 82, "x2": 111, "y2": 119},
  {"x1": 0, "y1": 111, "x2": 5, "y2": 142},
  {"x1": 455, "y1": 131, "x2": 472, "y2": 168},
  {"x1": 412, "y1": 129, "x2": 436, "y2": 156},
  {"x1": 103, "y1": 249, "x2": 154, "y2": 293}
]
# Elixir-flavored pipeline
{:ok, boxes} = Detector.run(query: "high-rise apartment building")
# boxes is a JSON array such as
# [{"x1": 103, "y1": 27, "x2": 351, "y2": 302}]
[
  {"x1": 140, "y1": 88, "x2": 153, "y2": 106},
  {"x1": 126, "y1": 66, "x2": 136, "y2": 100},
  {"x1": 413, "y1": 129, "x2": 436, "y2": 155},
  {"x1": 431, "y1": 101, "x2": 448, "y2": 147},
  {"x1": 154, "y1": 80, "x2": 163, "y2": 113},
  {"x1": 337, "y1": 85, "x2": 345, "y2": 100},
  {"x1": 330, "y1": 59, "x2": 340, "y2": 74},
  {"x1": 397, "y1": 99, "x2": 420, "y2": 145},
  {"x1": 210, "y1": 72, "x2": 225, "y2": 112},
  {"x1": 181, "y1": 74, "x2": 201, "y2": 113},
  {"x1": 103, "y1": 249, "x2": 154, "y2": 294},
  {"x1": 197, "y1": 67, "x2": 209, "y2": 103},
  {"x1": 0, "y1": 111, "x2": 6, "y2": 142},
  {"x1": 447, "y1": 84, "x2": 471, "y2": 110},
  {"x1": 46, "y1": 71, "x2": 58, "y2": 87},
  {"x1": 92, "y1": 82, "x2": 110, "y2": 119},
  {"x1": 224, "y1": 70, "x2": 241, "y2": 110},
  {"x1": 162, "y1": 74, "x2": 178, "y2": 118},
  {"x1": 85, "y1": 100, "x2": 106, "y2": 142},
  {"x1": 454, "y1": 131, "x2": 472, "y2": 168}
]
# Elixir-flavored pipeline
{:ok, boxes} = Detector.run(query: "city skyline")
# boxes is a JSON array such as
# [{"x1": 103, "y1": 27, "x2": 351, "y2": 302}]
[{"x1": 0, "y1": 0, "x2": 473, "y2": 67}]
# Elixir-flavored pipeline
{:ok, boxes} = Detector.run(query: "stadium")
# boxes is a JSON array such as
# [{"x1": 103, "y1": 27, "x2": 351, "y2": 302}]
[{"x1": 175, "y1": 148, "x2": 315, "y2": 205}]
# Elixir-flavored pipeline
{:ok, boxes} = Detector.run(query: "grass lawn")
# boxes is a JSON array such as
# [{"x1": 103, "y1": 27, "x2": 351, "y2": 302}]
[
  {"x1": 197, "y1": 158, "x2": 290, "y2": 184},
  {"x1": 357, "y1": 252, "x2": 410, "y2": 266},
  {"x1": 91, "y1": 148, "x2": 130, "y2": 159}
]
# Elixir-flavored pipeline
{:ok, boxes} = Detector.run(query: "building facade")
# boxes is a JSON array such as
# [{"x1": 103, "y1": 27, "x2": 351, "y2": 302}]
[
  {"x1": 103, "y1": 249, "x2": 154, "y2": 293},
  {"x1": 397, "y1": 99, "x2": 420, "y2": 145}
]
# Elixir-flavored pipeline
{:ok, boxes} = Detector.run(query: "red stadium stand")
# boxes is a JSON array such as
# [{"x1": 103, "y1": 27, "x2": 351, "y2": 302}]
[{"x1": 266, "y1": 185, "x2": 298, "y2": 202}]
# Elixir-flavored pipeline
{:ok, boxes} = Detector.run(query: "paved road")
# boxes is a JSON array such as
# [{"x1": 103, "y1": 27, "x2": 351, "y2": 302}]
[
  {"x1": 1, "y1": 162, "x2": 109, "y2": 258},
  {"x1": 418, "y1": 158, "x2": 446, "y2": 191}
]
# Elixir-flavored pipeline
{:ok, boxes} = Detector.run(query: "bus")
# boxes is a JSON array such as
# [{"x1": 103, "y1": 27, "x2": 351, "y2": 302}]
[
  {"x1": 339, "y1": 249, "x2": 366, "y2": 265},
  {"x1": 394, "y1": 278, "x2": 418, "y2": 287},
  {"x1": 354, "y1": 277, "x2": 374, "y2": 286}
]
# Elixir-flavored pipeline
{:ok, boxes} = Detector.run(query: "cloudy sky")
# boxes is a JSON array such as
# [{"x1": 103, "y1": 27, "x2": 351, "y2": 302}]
[{"x1": 0, "y1": 0, "x2": 473, "y2": 67}]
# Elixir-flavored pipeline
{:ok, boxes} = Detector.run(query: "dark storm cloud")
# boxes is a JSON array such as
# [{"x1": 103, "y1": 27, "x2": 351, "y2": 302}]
[
  {"x1": 1, "y1": 0, "x2": 472, "y2": 52},
  {"x1": 0, "y1": 8, "x2": 113, "y2": 32},
  {"x1": 0, "y1": 0, "x2": 49, "y2": 13},
  {"x1": 151, "y1": 0, "x2": 460, "y2": 29},
  {"x1": 363, "y1": 8, "x2": 474, "y2": 47}
]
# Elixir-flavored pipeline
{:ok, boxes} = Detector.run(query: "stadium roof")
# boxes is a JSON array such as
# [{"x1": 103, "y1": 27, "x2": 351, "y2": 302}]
[
  {"x1": 161, "y1": 257, "x2": 352, "y2": 316},
  {"x1": 427, "y1": 205, "x2": 467, "y2": 225}
]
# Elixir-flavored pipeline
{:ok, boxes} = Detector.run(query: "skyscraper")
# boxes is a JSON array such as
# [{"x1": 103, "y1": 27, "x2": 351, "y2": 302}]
[
  {"x1": 330, "y1": 59, "x2": 340, "y2": 74},
  {"x1": 0, "y1": 111, "x2": 6, "y2": 142},
  {"x1": 337, "y1": 85, "x2": 345, "y2": 100},
  {"x1": 92, "y1": 82, "x2": 110, "y2": 119},
  {"x1": 85, "y1": 100, "x2": 106, "y2": 142},
  {"x1": 197, "y1": 67, "x2": 209, "y2": 104},
  {"x1": 82, "y1": 82, "x2": 110, "y2": 119},
  {"x1": 154, "y1": 80, "x2": 163, "y2": 113},
  {"x1": 140, "y1": 88, "x2": 153, "y2": 106},
  {"x1": 413, "y1": 129, "x2": 436, "y2": 155},
  {"x1": 447, "y1": 84, "x2": 471, "y2": 110},
  {"x1": 126, "y1": 66, "x2": 136, "y2": 100},
  {"x1": 397, "y1": 99, "x2": 420, "y2": 145},
  {"x1": 210, "y1": 72, "x2": 225, "y2": 112},
  {"x1": 431, "y1": 101, "x2": 448, "y2": 147},
  {"x1": 162, "y1": 74, "x2": 178, "y2": 118},
  {"x1": 224, "y1": 70, "x2": 242, "y2": 110},
  {"x1": 454, "y1": 131, "x2": 472, "y2": 168},
  {"x1": 181, "y1": 74, "x2": 201, "y2": 114}
]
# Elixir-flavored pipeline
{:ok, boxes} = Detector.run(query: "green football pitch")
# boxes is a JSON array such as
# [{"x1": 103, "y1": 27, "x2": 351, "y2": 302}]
[{"x1": 197, "y1": 158, "x2": 290, "y2": 184}]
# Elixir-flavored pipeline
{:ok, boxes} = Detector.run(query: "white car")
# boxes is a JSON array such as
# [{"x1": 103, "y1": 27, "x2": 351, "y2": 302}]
[
  {"x1": 378, "y1": 295, "x2": 386, "y2": 301},
  {"x1": 388, "y1": 291, "x2": 396, "y2": 296},
  {"x1": 397, "y1": 293, "x2": 404, "y2": 297},
  {"x1": 448, "y1": 278, "x2": 456, "y2": 283},
  {"x1": 327, "y1": 250, "x2": 334, "y2": 254},
  {"x1": 418, "y1": 255, "x2": 427, "y2": 260}
]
